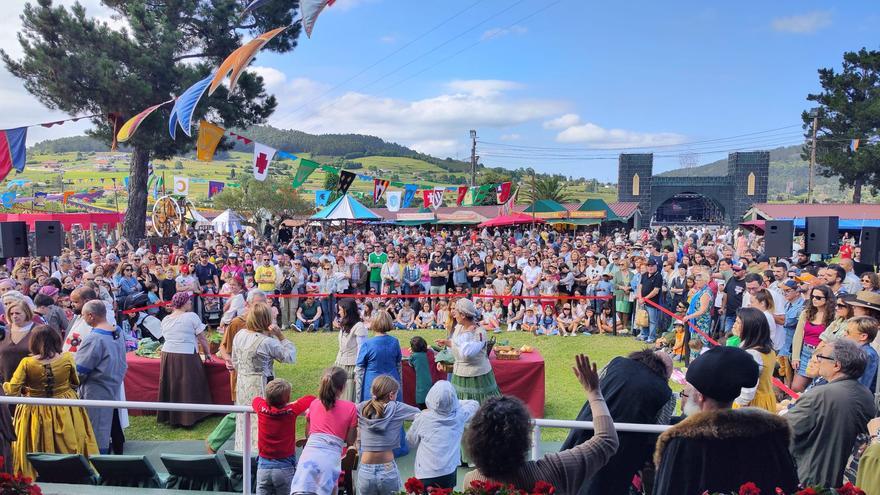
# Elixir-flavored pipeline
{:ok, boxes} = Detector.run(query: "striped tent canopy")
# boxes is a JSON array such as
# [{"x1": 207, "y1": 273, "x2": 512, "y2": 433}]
[{"x1": 311, "y1": 194, "x2": 381, "y2": 220}]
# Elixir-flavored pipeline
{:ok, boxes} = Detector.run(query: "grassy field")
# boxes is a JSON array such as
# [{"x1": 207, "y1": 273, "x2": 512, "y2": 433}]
[{"x1": 126, "y1": 329, "x2": 653, "y2": 444}]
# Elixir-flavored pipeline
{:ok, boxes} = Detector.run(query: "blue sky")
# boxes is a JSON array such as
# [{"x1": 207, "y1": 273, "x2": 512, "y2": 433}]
[{"x1": 3, "y1": 0, "x2": 879, "y2": 181}]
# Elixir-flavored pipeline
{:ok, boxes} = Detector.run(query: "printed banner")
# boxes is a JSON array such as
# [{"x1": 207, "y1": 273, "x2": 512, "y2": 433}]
[
  {"x1": 430, "y1": 187, "x2": 445, "y2": 209},
  {"x1": 196, "y1": 121, "x2": 225, "y2": 161},
  {"x1": 208, "y1": 180, "x2": 225, "y2": 198},
  {"x1": 851, "y1": 139, "x2": 861, "y2": 152},
  {"x1": 315, "y1": 189, "x2": 331, "y2": 207},
  {"x1": 292, "y1": 158, "x2": 319, "y2": 188},
  {"x1": 338, "y1": 170, "x2": 355, "y2": 195},
  {"x1": 172, "y1": 176, "x2": 190, "y2": 195},
  {"x1": 496, "y1": 181, "x2": 512, "y2": 204},
  {"x1": 252, "y1": 142, "x2": 276, "y2": 181},
  {"x1": 456, "y1": 186, "x2": 468, "y2": 206},
  {"x1": 373, "y1": 179, "x2": 389, "y2": 204},
  {"x1": 402, "y1": 184, "x2": 418, "y2": 208},
  {"x1": 386, "y1": 191, "x2": 402, "y2": 212},
  {"x1": 0, "y1": 127, "x2": 27, "y2": 182}
]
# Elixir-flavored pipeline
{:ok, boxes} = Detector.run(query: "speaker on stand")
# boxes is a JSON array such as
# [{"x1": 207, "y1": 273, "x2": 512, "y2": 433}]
[
  {"x1": 0, "y1": 222, "x2": 29, "y2": 258},
  {"x1": 805, "y1": 216, "x2": 839, "y2": 255},
  {"x1": 859, "y1": 227, "x2": 880, "y2": 266},
  {"x1": 764, "y1": 220, "x2": 794, "y2": 258}
]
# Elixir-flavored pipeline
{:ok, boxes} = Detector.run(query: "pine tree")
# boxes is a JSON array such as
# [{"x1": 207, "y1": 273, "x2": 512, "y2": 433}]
[{"x1": 2, "y1": 0, "x2": 302, "y2": 240}]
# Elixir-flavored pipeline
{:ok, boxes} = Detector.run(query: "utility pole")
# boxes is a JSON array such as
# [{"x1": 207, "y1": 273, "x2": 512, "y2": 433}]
[
  {"x1": 470, "y1": 130, "x2": 477, "y2": 186},
  {"x1": 808, "y1": 108, "x2": 820, "y2": 204}
]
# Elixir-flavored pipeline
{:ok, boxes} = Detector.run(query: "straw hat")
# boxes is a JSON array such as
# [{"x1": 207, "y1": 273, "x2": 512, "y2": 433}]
[{"x1": 846, "y1": 290, "x2": 880, "y2": 312}]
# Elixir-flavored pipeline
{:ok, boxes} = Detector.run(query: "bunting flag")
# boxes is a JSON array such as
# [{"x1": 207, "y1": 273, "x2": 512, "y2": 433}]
[
  {"x1": 430, "y1": 187, "x2": 445, "y2": 209},
  {"x1": 168, "y1": 74, "x2": 213, "y2": 139},
  {"x1": 0, "y1": 192, "x2": 15, "y2": 209},
  {"x1": 277, "y1": 150, "x2": 299, "y2": 161},
  {"x1": 373, "y1": 179, "x2": 390, "y2": 204},
  {"x1": 496, "y1": 181, "x2": 512, "y2": 204},
  {"x1": 209, "y1": 26, "x2": 288, "y2": 96},
  {"x1": 123, "y1": 177, "x2": 130, "y2": 189},
  {"x1": 463, "y1": 187, "x2": 475, "y2": 206},
  {"x1": 386, "y1": 191, "x2": 402, "y2": 212},
  {"x1": 315, "y1": 190, "x2": 331, "y2": 207},
  {"x1": 34, "y1": 191, "x2": 47, "y2": 206},
  {"x1": 62, "y1": 191, "x2": 75, "y2": 205},
  {"x1": 402, "y1": 184, "x2": 418, "y2": 208},
  {"x1": 116, "y1": 100, "x2": 173, "y2": 143},
  {"x1": 338, "y1": 170, "x2": 356, "y2": 195},
  {"x1": 208, "y1": 180, "x2": 225, "y2": 198},
  {"x1": 422, "y1": 189, "x2": 432, "y2": 209},
  {"x1": 172, "y1": 176, "x2": 190, "y2": 195},
  {"x1": 292, "y1": 158, "x2": 319, "y2": 188},
  {"x1": 456, "y1": 186, "x2": 468, "y2": 206},
  {"x1": 229, "y1": 132, "x2": 253, "y2": 145},
  {"x1": 0, "y1": 127, "x2": 28, "y2": 182},
  {"x1": 499, "y1": 186, "x2": 519, "y2": 216},
  {"x1": 252, "y1": 143, "x2": 276, "y2": 181},
  {"x1": 197, "y1": 121, "x2": 226, "y2": 161},
  {"x1": 302, "y1": 0, "x2": 336, "y2": 38},
  {"x1": 240, "y1": 0, "x2": 272, "y2": 18},
  {"x1": 851, "y1": 139, "x2": 861, "y2": 152},
  {"x1": 473, "y1": 184, "x2": 493, "y2": 205}
]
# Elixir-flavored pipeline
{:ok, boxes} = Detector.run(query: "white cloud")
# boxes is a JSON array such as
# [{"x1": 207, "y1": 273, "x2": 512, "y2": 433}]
[
  {"x1": 500, "y1": 133, "x2": 521, "y2": 141},
  {"x1": 379, "y1": 35, "x2": 397, "y2": 44},
  {"x1": 555, "y1": 122, "x2": 686, "y2": 148},
  {"x1": 543, "y1": 113, "x2": 581, "y2": 130},
  {"x1": 249, "y1": 66, "x2": 287, "y2": 90},
  {"x1": 481, "y1": 25, "x2": 528, "y2": 41},
  {"x1": 771, "y1": 11, "x2": 832, "y2": 34},
  {"x1": 263, "y1": 75, "x2": 564, "y2": 158}
]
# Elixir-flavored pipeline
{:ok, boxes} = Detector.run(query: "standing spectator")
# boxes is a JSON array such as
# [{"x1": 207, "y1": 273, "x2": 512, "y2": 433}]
[
  {"x1": 428, "y1": 252, "x2": 449, "y2": 295},
  {"x1": 844, "y1": 316, "x2": 879, "y2": 392},
  {"x1": 779, "y1": 280, "x2": 804, "y2": 385},
  {"x1": 334, "y1": 298, "x2": 369, "y2": 402},
  {"x1": 637, "y1": 258, "x2": 663, "y2": 343},
  {"x1": 732, "y1": 308, "x2": 777, "y2": 412},
  {"x1": 786, "y1": 339, "x2": 876, "y2": 487},
  {"x1": 255, "y1": 254, "x2": 277, "y2": 294},
  {"x1": 368, "y1": 244, "x2": 387, "y2": 293},
  {"x1": 791, "y1": 285, "x2": 836, "y2": 392},
  {"x1": 721, "y1": 260, "x2": 747, "y2": 333},
  {"x1": 76, "y1": 300, "x2": 127, "y2": 453},
  {"x1": 350, "y1": 253, "x2": 369, "y2": 294},
  {"x1": 33, "y1": 287, "x2": 68, "y2": 337}
]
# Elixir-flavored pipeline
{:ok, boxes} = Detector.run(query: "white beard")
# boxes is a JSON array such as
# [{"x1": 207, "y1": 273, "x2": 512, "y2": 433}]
[{"x1": 682, "y1": 399, "x2": 701, "y2": 417}]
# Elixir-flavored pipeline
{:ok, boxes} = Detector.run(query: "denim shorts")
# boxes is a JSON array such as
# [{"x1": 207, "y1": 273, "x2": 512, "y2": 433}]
[
  {"x1": 357, "y1": 461, "x2": 401, "y2": 495},
  {"x1": 798, "y1": 344, "x2": 816, "y2": 377}
]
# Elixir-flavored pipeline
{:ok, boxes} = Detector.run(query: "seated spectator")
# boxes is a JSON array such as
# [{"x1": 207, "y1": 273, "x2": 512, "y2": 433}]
[{"x1": 653, "y1": 346, "x2": 798, "y2": 495}]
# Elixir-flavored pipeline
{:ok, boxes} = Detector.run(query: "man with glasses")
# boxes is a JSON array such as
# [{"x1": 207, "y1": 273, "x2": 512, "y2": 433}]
[
  {"x1": 720, "y1": 260, "x2": 747, "y2": 333},
  {"x1": 255, "y1": 255, "x2": 277, "y2": 293},
  {"x1": 637, "y1": 258, "x2": 663, "y2": 343},
  {"x1": 786, "y1": 339, "x2": 875, "y2": 487}
]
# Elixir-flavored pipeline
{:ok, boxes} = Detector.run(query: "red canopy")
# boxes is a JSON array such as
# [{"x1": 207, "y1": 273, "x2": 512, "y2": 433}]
[
  {"x1": 479, "y1": 212, "x2": 546, "y2": 228},
  {"x1": 0, "y1": 213, "x2": 124, "y2": 231},
  {"x1": 739, "y1": 219, "x2": 766, "y2": 231}
]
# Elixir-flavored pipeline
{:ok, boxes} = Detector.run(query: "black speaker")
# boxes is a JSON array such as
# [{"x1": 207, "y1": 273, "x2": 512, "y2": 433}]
[
  {"x1": 805, "y1": 216, "x2": 839, "y2": 255},
  {"x1": 34, "y1": 221, "x2": 63, "y2": 257},
  {"x1": 860, "y1": 227, "x2": 880, "y2": 265},
  {"x1": 0, "y1": 222, "x2": 29, "y2": 258},
  {"x1": 764, "y1": 220, "x2": 794, "y2": 257}
]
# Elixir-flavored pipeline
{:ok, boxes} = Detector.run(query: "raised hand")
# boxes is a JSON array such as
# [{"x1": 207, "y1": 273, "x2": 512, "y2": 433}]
[{"x1": 572, "y1": 353, "x2": 599, "y2": 394}]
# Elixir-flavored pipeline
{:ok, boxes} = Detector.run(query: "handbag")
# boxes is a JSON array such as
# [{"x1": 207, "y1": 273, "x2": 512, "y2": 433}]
[{"x1": 635, "y1": 308, "x2": 649, "y2": 328}]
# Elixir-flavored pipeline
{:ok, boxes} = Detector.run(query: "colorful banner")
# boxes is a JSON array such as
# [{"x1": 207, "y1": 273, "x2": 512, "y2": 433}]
[
  {"x1": 0, "y1": 127, "x2": 27, "y2": 182},
  {"x1": 168, "y1": 74, "x2": 213, "y2": 139},
  {"x1": 456, "y1": 186, "x2": 468, "y2": 206},
  {"x1": 386, "y1": 191, "x2": 402, "y2": 212},
  {"x1": 422, "y1": 189, "x2": 432, "y2": 209},
  {"x1": 117, "y1": 100, "x2": 173, "y2": 143},
  {"x1": 62, "y1": 191, "x2": 75, "y2": 205},
  {"x1": 315, "y1": 189, "x2": 331, "y2": 207},
  {"x1": 496, "y1": 181, "x2": 512, "y2": 204},
  {"x1": 197, "y1": 120, "x2": 225, "y2": 161},
  {"x1": 252, "y1": 142, "x2": 276, "y2": 181},
  {"x1": 338, "y1": 170, "x2": 355, "y2": 195},
  {"x1": 292, "y1": 159, "x2": 319, "y2": 188},
  {"x1": 172, "y1": 176, "x2": 190, "y2": 195},
  {"x1": 430, "y1": 187, "x2": 445, "y2": 209},
  {"x1": 373, "y1": 179, "x2": 389, "y2": 204},
  {"x1": 402, "y1": 184, "x2": 418, "y2": 208},
  {"x1": 208, "y1": 180, "x2": 225, "y2": 198},
  {"x1": 851, "y1": 139, "x2": 861, "y2": 152}
]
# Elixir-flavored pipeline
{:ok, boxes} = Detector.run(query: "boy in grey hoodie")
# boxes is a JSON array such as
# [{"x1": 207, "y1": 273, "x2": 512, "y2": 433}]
[{"x1": 406, "y1": 380, "x2": 479, "y2": 490}]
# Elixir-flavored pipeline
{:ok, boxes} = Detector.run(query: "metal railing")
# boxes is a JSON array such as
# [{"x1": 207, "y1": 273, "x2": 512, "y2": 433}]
[{"x1": 0, "y1": 396, "x2": 676, "y2": 491}]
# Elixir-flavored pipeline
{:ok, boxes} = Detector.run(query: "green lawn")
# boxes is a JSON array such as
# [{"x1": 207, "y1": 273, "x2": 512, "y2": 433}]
[{"x1": 126, "y1": 329, "x2": 649, "y2": 443}]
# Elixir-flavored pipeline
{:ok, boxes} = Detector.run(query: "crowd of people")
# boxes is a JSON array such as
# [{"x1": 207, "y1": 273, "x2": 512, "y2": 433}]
[{"x1": 0, "y1": 221, "x2": 876, "y2": 493}]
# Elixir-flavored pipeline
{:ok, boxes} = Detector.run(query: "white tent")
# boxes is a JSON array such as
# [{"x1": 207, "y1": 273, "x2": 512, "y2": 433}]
[
  {"x1": 212, "y1": 209, "x2": 245, "y2": 234},
  {"x1": 188, "y1": 208, "x2": 212, "y2": 227}
]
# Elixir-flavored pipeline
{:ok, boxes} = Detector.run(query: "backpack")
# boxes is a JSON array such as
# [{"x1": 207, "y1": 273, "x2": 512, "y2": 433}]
[{"x1": 280, "y1": 277, "x2": 293, "y2": 294}]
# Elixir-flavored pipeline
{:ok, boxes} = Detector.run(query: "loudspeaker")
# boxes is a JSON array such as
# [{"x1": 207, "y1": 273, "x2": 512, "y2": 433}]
[
  {"x1": 860, "y1": 227, "x2": 880, "y2": 265},
  {"x1": 34, "y1": 221, "x2": 63, "y2": 257},
  {"x1": 0, "y1": 222, "x2": 28, "y2": 258},
  {"x1": 764, "y1": 220, "x2": 794, "y2": 258},
  {"x1": 805, "y1": 216, "x2": 839, "y2": 255}
]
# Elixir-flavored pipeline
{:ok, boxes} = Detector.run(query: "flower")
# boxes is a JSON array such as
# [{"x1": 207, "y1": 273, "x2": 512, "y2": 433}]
[
  {"x1": 428, "y1": 488, "x2": 454, "y2": 495},
  {"x1": 739, "y1": 482, "x2": 761, "y2": 495},
  {"x1": 795, "y1": 489, "x2": 818, "y2": 495},
  {"x1": 531, "y1": 481, "x2": 555, "y2": 495},
  {"x1": 404, "y1": 477, "x2": 425, "y2": 494},
  {"x1": 836, "y1": 483, "x2": 866, "y2": 495}
]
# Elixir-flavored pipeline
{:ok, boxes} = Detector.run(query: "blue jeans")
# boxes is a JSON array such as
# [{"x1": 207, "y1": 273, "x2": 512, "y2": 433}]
[
  {"x1": 370, "y1": 281, "x2": 382, "y2": 293},
  {"x1": 779, "y1": 325, "x2": 797, "y2": 357},
  {"x1": 295, "y1": 318, "x2": 319, "y2": 332},
  {"x1": 640, "y1": 306, "x2": 659, "y2": 342},
  {"x1": 257, "y1": 456, "x2": 296, "y2": 495},
  {"x1": 319, "y1": 297, "x2": 333, "y2": 328},
  {"x1": 357, "y1": 461, "x2": 400, "y2": 495},
  {"x1": 724, "y1": 315, "x2": 737, "y2": 334}
]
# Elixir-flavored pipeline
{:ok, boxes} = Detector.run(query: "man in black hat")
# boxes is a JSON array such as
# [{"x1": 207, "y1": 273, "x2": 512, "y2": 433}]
[{"x1": 653, "y1": 346, "x2": 798, "y2": 495}]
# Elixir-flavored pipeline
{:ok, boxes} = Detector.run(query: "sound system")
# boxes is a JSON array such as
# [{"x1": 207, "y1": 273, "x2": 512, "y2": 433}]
[
  {"x1": 860, "y1": 227, "x2": 880, "y2": 265},
  {"x1": 764, "y1": 220, "x2": 794, "y2": 258},
  {"x1": 0, "y1": 222, "x2": 29, "y2": 258},
  {"x1": 805, "y1": 216, "x2": 839, "y2": 255},
  {"x1": 34, "y1": 221, "x2": 63, "y2": 257}
]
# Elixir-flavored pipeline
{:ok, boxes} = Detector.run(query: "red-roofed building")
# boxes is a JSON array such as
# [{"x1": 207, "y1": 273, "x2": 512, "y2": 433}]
[{"x1": 745, "y1": 203, "x2": 880, "y2": 229}]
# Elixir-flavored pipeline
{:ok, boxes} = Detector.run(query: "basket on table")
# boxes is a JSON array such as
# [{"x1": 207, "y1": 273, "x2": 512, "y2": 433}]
[{"x1": 493, "y1": 345, "x2": 521, "y2": 360}]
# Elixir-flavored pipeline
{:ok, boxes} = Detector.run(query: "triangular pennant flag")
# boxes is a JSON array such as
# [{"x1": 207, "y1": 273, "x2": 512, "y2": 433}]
[
  {"x1": 473, "y1": 184, "x2": 493, "y2": 205},
  {"x1": 402, "y1": 184, "x2": 418, "y2": 208},
  {"x1": 422, "y1": 190, "x2": 432, "y2": 209},
  {"x1": 851, "y1": 139, "x2": 861, "y2": 152},
  {"x1": 292, "y1": 159, "x2": 319, "y2": 188},
  {"x1": 172, "y1": 176, "x2": 190, "y2": 195},
  {"x1": 208, "y1": 181, "x2": 225, "y2": 198},
  {"x1": 373, "y1": 179, "x2": 390, "y2": 204},
  {"x1": 338, "y1": 170, "x2": 356, "y2": 195},
  {"x1": 463, "y1": 187, "x2": 476, "y2": 206},
  {"x1": 496, "y1": 182, "x2": 512, "y2": 204},
  {"x1": 301, "y1": 0, "x2": 336, "y2": 38},
  {"x1": 230, "y1": 132, "x2": 253, "y2": 145},
  {"x1": 456, "y1": 186, "x2": 468, "y2": 206},
  {"x1": 252, "y1": 143, "x2": 276, "y2": 181},
  {"x1": 386, "y1": 191, "x2": 402, "y2": 212},
  {"x1": 430, "y1": 187, "x2": 445, "y2": 209},
  {"x1": 0, "y1": 127, "x2": 27, "y2": 182},
  {"x1": 197, "y1": 121, "x2": 225, "y2": 161},
  {"x1": 499, "y1": 186, "x2": 519, "y2": 216},
  {"x1": 315, "y1": 190, "x2": 331, "y2": 207},
  {"x1": 62, "y1": 191, "x2": 75, "y2": 205}
]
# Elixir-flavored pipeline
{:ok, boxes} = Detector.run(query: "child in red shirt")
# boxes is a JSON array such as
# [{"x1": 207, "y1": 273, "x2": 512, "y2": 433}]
[{"x1": 252, "y1": 379, "x2": 315, "y2": 495}]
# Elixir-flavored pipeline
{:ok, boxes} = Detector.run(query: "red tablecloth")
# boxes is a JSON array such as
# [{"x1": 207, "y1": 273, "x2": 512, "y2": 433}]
[
  {"x1": 402, "y1": 349, "x2": 545, "y2": 418},
  {"x1": 123, "y1": 353, "x2": 232, "y2": 416}
]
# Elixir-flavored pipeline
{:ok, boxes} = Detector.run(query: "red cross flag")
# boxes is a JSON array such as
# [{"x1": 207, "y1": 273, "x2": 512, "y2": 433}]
[{"x1": 252, "y1": 142, "x2": 277, "y2": 181}]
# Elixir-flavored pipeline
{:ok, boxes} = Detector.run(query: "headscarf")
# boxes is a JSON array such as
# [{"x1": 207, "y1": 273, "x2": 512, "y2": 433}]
[{"x1": 171, "y1": 291, "x2": 193, "y2": 310}]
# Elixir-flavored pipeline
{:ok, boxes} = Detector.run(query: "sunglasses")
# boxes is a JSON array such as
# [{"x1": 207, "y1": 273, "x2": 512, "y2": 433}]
[
  {"x1": 811, "y1": 295, "x2": 826, "y2": 300},
  {"x1": 836, "y1": 303, "x2": 848, "y2": 309}
]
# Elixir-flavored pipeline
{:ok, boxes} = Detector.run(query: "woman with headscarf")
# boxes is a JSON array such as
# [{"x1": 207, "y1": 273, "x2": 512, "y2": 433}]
[
  {"x1": 334, "y1": 298, "x2": 369, "y2": 402},
  {"x1": 434, "y1": 298, "x2": 500, "y2": 404},
  {"x1": 232, "y1": 302, "x2": 297, "y2": 451},
  {"x1": 157, "y1": 291, "x2": 214, "y2": 427}
]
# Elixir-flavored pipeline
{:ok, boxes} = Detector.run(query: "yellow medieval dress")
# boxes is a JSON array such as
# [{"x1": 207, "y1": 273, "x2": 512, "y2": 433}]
[
  {"x1": 3, "y1": 353, "x2": 99, "y2": 479},
  {"x1": 733, "y1": 349, "x2": 778, "y2": 413}
]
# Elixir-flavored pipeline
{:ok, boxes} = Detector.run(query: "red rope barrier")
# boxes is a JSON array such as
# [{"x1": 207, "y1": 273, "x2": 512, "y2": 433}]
[{"x1": 642, "y1": 297, "x2": 799, "y2": 400}]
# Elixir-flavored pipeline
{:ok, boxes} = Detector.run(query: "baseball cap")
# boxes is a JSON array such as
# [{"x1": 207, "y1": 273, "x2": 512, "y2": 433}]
[
  {"x1": 781, "y1": 280, "x2": 799, "y2": 290},
  {"x1": 731, "y1": 260, "x2": 747, "y2": 271}
]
